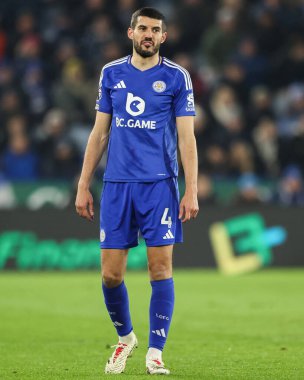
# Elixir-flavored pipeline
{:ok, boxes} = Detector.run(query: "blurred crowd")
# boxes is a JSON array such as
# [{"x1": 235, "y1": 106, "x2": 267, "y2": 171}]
[{"x1": 0, "y1": 0, "x2": 304, "y2": 205}]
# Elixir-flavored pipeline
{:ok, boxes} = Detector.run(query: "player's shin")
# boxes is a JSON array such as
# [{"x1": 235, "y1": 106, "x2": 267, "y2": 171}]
[
  {"x1": 149, "y1": 278, "x2": 174, "y2": 352},
  {"x1": 102, "y1": 281, "x2": 133, "y2": 338}
]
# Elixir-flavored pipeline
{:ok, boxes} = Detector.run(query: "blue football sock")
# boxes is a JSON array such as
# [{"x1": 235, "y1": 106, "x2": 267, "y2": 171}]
[
  {"x1": 102, "y1": 281, "x2": 133, "y2": 337},
  {"x1": 149, "y1": 278, "x2": 174, "y2": 351}
]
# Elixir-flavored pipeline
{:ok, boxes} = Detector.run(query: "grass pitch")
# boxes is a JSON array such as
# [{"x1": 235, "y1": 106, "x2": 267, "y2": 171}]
[{"x1": 0, "y1": 270, "x2": 304, "y2": 379}]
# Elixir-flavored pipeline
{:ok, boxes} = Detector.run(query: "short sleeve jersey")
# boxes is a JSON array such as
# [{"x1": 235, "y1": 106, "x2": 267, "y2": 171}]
[{"x1": 95, "y1": 55, "x2": 195, "y2": 182}]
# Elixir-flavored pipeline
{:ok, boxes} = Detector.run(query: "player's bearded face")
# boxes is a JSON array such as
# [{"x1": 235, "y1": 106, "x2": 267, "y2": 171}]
[
  {"x1": 133, "y1": 37, "x2": 161, "y2": 58},
  {"x1": 130, "y1": 17, "x2": 165, "y2": 59}
]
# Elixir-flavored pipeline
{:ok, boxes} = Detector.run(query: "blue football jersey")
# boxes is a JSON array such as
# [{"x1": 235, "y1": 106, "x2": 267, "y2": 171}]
[{"x1": 95, "y1": 55, "x2": 195, "y2": 182}]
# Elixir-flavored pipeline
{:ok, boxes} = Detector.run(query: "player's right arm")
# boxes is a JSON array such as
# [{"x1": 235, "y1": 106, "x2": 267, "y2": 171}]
[{"x1": 75, "y1": 111, "x2": 111, "y2": 221}]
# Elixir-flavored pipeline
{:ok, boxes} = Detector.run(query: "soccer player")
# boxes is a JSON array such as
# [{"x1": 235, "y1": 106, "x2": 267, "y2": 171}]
[{"x1": 75, "y1": 7, "x2": 199, "y2": 375}]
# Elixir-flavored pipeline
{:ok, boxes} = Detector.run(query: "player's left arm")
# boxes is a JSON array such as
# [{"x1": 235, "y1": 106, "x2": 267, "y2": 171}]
[{"x1": 176, "y1": 116, "x2": 199, "y2": 222}]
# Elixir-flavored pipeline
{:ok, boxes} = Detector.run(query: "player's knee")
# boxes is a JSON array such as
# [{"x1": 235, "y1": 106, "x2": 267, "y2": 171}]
[
  {"x1": 102, "y1": 271, "x2": 123, "y2": 288},
  {"x1": 148, "y1": 261, "x2": 172, "y2": 281}
]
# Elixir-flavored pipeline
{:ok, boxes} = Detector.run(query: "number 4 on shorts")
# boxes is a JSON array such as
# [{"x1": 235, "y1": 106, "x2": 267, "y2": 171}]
[{"x1": 161, "y1": 208, "x2": 172, "y2": 229}]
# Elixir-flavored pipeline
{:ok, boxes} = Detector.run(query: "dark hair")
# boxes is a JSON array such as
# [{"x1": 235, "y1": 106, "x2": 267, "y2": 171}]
[{"x1": 130, "y1": 7, "x2": 166, "y2": 31}]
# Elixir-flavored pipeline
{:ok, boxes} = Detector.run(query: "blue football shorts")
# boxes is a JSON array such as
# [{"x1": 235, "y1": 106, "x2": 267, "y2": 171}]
[{"x1": 99, "y1": 178, "x2": 183, "y2": 249}]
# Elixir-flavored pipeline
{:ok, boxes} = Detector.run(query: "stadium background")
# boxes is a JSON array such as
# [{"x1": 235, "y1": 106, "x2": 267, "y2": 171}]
[
  {"x1": 0, "y1": 1, "x2": 304, "y2": 379},
  {"x1": 0, "y1": 0, "x2": 304, "y2": 271}
]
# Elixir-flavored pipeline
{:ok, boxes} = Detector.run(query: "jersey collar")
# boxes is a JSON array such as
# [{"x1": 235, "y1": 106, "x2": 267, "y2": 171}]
[{"x1": 128, "y1": 55, "x2": 163, "y2": 73}]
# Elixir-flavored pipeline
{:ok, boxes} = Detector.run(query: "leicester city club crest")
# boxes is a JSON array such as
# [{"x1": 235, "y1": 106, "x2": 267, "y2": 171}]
[
  {"x1": 152, "y1": 81, "x2": 166, "y2": 93},
  {"x1": 100, "y1": 229, "x2": 106, "y2": 242}
]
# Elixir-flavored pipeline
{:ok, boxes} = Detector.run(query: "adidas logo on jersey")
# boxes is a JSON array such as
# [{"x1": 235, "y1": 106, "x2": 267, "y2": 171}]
[
  {"x1": 163, "y1": 230, "x2": 174, "y2": 240},
  {"x1": 114, "y1": 80, "x2": 126, "y2": 89},
  {"x1": 152, "y1": 328, "x2": 166, "y2": 337}
]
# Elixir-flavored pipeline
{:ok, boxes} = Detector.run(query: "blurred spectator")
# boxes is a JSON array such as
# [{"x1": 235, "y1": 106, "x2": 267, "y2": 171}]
[
  {"x1": 0, "y1": 129, "x2": 39, "y2": 180},
  {"x1": 8, "y1": 10, "x2": 37, "y2": 56},
  {"x1": 39, "y1": 4, "x2": 76, "y2": 46},
  {"x1": 252, "y1": 7, "x2": 284, "y2": 56},
  {"x1": 72, "y1": 0, "x2": 108, "y2": 31},
  {"x1": 229, "y1": 140, "x2": 255, "y2": 175},
  {"x1": 14, "y1": 34, "x2": 43, "y2": 77},
  {"x1": 274, "y1": 37, "x2": 304, "y2": 88},
  {"x1": 160, "y1": 22, "x2": 183, "y2": 59},
  {"x1": 81, "y1": 14, "x2": 117, "y2": 67},
  {"x1": 173, "y1": 53, "x2": 207, "y2": 103},
  {"x1": 252, "y1": 117, "x2": 279, "y2": 177},
  {"x1": 247, "y1": 86, "x2": 274, "y2": 129},
  {"x1": 276, "y1": 83, "x2": 304, "y2": 138},
  {"x1": 207, "y1": 84, "x2": 247, "y2": 147},
  {"x1": 272, "y1": 165, "x2": 304, "y2": 206},
  {"x1": 52, "y1": 57, "x2": 96, "y2": 123},
  {"x1": 220, "y1": 60, "x2": 247, "y2": 104},
  {"x1": 176, "y1": 0, "x2": 212, "y2": 53},
  {"x1": 1, "y1": 114, "x2": 27, "y2": 152},
  {"x1": 203, "y1": 144, "x2": 229, "y2": 177},
  {"x1": 6, "y1": 113, "x2": 27, "y2": 134},
  {"x1": 197, "y1": 172, "x2": 216, "y2": 204},
  {"x1": 0, "y1": 60, "x2": 17, "y2": 92},
  {"x1": 0, "y1": 89, "x2": 24, "y2": 125},
  {"x1": 209, "y1": 85, "x2": 242, "y2": 130},
  {"x1": 101, "y1": 41, "x2": 125, "y2": 67},
  {"x1": 50, "y1": 38, "x2": 79, "y2": 80},
  {"x1": 34, "y1": 108, "x2": 72, "y2": 178},
  {"x1": 15, "y1": 11, "x2": 36, "y2": 36},
  {"x1": 68, "y1": 123, "x2": 91, "y2": 157},
  {"x1": 21, "y1": 63, "x2": 49, "y2": 121},
  {"x1": 114, "y1": 0, "x2": 140, "y2": 31},
  {"x1": 260, "y1": 0, "x2": 304, "y2": 36},
  {"x1": 52, "y1": 138, "x2": 81, "y2": 180},
  {"x1": 200, "y1": 7, "x2": 239, "y2": 70},
  {"x1": 289, "y1": 115, "x2": 304, "y2": 174},
  {"x1": 233, "y1": 173, "x2": 266, "y2": 205},
  {"x1": 233, "y1": 37, "x2": 268, "y2": 90},
  {"x1": 221, "y1": 0, "x2": 250, "y2": 31}
]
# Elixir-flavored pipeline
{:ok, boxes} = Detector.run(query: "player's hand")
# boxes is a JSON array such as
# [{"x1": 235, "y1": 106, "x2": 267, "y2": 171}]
[
  {"x1": 75, "y1": 186, "x2": 94, "y2": 222},
  {"x1": 179, "y1": 191, "x2": 199, "y2": 223}
]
